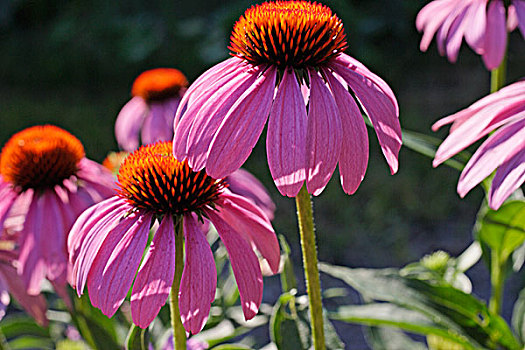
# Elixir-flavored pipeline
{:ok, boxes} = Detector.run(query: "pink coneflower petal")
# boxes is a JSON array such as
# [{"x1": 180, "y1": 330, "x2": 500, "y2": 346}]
[
  {"x1": 514, "y1": 0, "x2": 525, "y2": 36},
  {"x1": 445, "y1": 6, "x2": 469, "y2": 62},
  {"x1": 40, "y1": 192, "x2": 67, "y2": 282},
  {"x1": 457, "y1": 118, "x2": 525, "y2": 197},
  {"x1": 464, "y1": 0, "x2": 487, "y2": 53},
  {"x1": 324, "y1": 71, "x2": 369, "y2": 195},
  {"x1": 216, "y1": 191, "x2": 280, "y2": 273},
  {"x1": 180, "y1": 214, "x2": 217, "y2": 334},
  {"x1": 330, "y1": 60, "x2": 401, "y2": 174},
  {"x1": 267, "y1": 68, "x2": 307, "y2": 197},
  {"x1": 306, "y1": 69, "x2": 342, "y2": 195},
  {"x1": 131, "y1": 215, "x2": 175, "y2": 328},
  {"x1": 483, "y1": 0, "x2": 507, "y2": 70},
  {"x1": 142, "y1": 99, "x2": 180, "y2": 146},
  {"x1": 207, "y1": 210, "x2": 262, "y2": 320},
  {"x1": 0, "y1": 179, "x2": 17, "y2": 228},
  {"x1": 490, "y1": 147, "x2": 525, "y2": 209},
  {"x1": 115, "y1": 96, "x2": 148, "y2": 151},
  {"x1": 416, "y1": 0, "x2": 457, "y2": 51},
  {"x1": 206, "y1": 66, "x2": 276, "y2": 179},
  {"x1": 87, "y1": 211, "x2": 152, "y2": 318},
  {"x1": 185, "y1": 66, "x2": 261, "y2": 171},
  {"x1": 435, "y1": 2, "x2": 466, "y2": 58}
]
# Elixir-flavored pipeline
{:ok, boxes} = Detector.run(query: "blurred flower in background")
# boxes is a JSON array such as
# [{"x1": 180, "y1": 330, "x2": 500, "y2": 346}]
[
  {"x1": 68, "y1": 141, "x2": 280, "y2": 333},
  {"x1": 433, "y1": 79, "x2": 525, "y2": 209},
  {"x1": 416, "y1": 0, "x2": 525, "y2": 70},
  {"x1": 173, "y1": 0, "x2": 401, "y2": 197},
  {"x1": 115, "y1": 68, "x2": 188, "y2": 151},
  {"x1": 0, "y1": 125, "x2": 115, "y2": 296}
]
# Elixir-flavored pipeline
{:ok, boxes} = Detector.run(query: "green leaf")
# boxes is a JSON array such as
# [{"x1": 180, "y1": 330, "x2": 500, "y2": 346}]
[
  {"x1": 210, "y1": 345, "x2": 252, "y2": 350},
  {"x1": 477, "y1": 200, "x2": 525, "y2": 265},
  {"x1": 512, "y1": 287, "x2": 525, "y2": 344},
  {"x1": 125, "y1": 324, "x2": 149, "y2": 350},
  {"x1": 279, "y1": 235, "x2": 297, "y2": 293},
  {"x1": 7, "y1": 336, "x2": 54, "y2": 349},
  {"x1": 320, "y1": 263, "x2": 521, "y2": 350},
  {"x1": 0, "y1": 315, "x2": 49, "y2": 339},
  {"x1": 366, "y1": 327, "x2": 427, "y2": 350},
  {"x1": 332, "y1": 303, "x2": 470, "y2": 348}
]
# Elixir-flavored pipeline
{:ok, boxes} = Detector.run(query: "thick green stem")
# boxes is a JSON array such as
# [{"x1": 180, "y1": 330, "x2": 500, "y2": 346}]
[
  {"x1": 490, "y1": 39, "x2": 507, "y2": 93},
  {"x1": 295, "y1": 185, "x2": 325, "y2": 350},
  {"x1": 489, "y1": 251, "x2": 504, "y2": 315},
  {"x1": 170, "y1": 217, "x2": 186, "y2": 350}
]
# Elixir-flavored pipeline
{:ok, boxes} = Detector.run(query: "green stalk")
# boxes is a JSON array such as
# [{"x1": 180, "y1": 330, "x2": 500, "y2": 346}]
[
  {"x1": 295, "y1": 185, "x2": 325, "y2": 350},
  {"x1": 489, "y1": 251, "x2": 504, "y2": 315},
  {"x1": 170, "y1": 217, "x2": 186, "y2": 350},
  {"x1": 489, "y1": 35, "x2": 507, "y2": 93}
]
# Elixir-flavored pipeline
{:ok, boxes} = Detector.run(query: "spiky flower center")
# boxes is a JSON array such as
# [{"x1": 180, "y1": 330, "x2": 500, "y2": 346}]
[
  {"x1": 117, "y1": 142, "x2": 225, "y2": 216},
  {"x1": 131, "y1": 68, "x2": 188, "y2": 102},
  {"x1": 0, "y1": 125, "x2": 85, "y2": 191},
  {"x1": 229, "y1": 1, "x2": 347, "y2": 68}
]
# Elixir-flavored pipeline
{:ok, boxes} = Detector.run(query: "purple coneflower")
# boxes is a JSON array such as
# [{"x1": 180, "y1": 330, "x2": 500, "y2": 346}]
[
  {"x1": 0, "y1": 125, "x2": 115, "y2": 295},
  {"x1": 68, "y1": 141, "x2": 280, "y2": 333},
  {"x1": 433, "y1": 79, "x2": 525, "y2": 209},
  {"x1": 173, "y1": 0, "x2": 401, "y2": 197},
  {"x1": 416, "y1": 0, "x2": 525, "y2": 70},
  {"x1": 115, "y1": 68, "x2": 188, "y2": 151}
]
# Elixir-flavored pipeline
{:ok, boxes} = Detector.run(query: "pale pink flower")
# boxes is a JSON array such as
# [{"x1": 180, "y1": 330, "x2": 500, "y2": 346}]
[
  {"x1": 416, "y1": 0, "x2": 525, "y2": 70},
  {"x1": 173, "y1": 1, "x2": 401, "y2": 197},
  {"x1": 115, "y1": 68, "x2": 188, "y2": 151},
  {"x1": 433, "y1": 80, "x2": 525, "y2": 209},
  {"x1": 0, "y1": 125, "x2": 115, "y2": 295},
  {"x1": 68, "y1": 142, "x2": 280, "y2": 333}
]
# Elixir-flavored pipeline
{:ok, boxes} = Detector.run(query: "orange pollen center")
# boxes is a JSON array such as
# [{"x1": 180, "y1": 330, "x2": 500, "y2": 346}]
[
  {"x1": 0, "y1": 125, "x2": 85, "y2": 191},
  {"x1": 229, "y1": 1, "x2": 347, "y2": 68},
  {"x1": 117, "y1": 142, "x2": 226, "y2": 216},
  {"x1": 131, "y1": 68, "x2": 188, "y2": 102}
]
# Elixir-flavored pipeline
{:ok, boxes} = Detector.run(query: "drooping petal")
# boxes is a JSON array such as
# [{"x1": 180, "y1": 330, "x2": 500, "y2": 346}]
[
  {"x1": 305, "y1": 69, "x2": 342, "y2": 195},
  {"x1": 225, "y1": 168, "x2": 276, "y2": 220},
  {"x1": 464, "y1": 0, "x2": 487, "y2": 53},
  {"x1": 76, "y1": 158, "x2": 117, "y2": 200},
  {"x1": 206, "y1": 210, "x2": 262, "y2": 320},
  {"x1": 324, "y1": 70, "x2": 369, "y2": 194},
  {"x1": 445, "y1": 6, "x2": 469, "y2": 62},
  {"x1": 206, "y1": 66, "x2": 276, "y2": 178},
  {"x1": 131, "y1": 215, "x2": 175, "y2": 328},
  {"x1": 179, "y1": 214, "x2": 217, "y2": 334},
  {"x1": 115, "y1": 97, "x2": 148, "y2": 152},
  {"x1": 490, "y1": 147, "x2": 525, "y2": 209},
  {"x1": 329, "y1": 60, "x2": 401, "y2": 174},
  {"x1": 0, "y1": 179, "x2": 18, "y2": 229},
  {"x1": 266, "y1": 68, "x2": 307, "y2": 197},
  {"x1": 416, "y1": 0, "x2": 457, "y2": 51},
  {"x1": 87, "y1": 211, "x2": 153, "y2": 318},
  {"x1": 141, "y1": 98, "x2": 180, "y2": 145},
  {"x1": 513, "y1": 0, "x2": 525, "y2": 37},
  {"x1": 457, "y1": 118, "x2": 525, "y2": 197},
  {"x1": 483, "y1": 0, "x2": 507, "y2": 70},
  {"x1": 216, "y1": 191, "x2": 279, "y2": 274}
]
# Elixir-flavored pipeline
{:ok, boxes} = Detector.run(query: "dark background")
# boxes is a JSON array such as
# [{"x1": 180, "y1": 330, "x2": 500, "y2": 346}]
[{"x1": 1, "y1": 0, "x2": 524, "y2": 348}]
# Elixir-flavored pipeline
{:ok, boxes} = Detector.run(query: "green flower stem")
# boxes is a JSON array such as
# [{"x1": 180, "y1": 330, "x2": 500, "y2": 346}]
[
  {"x1": 295, "y1": 184, "x2": 325, "y2": 350},
  {"x1": 490, "y1": 37, "x2": 507, "y2": 93},
  {"x1": 170, "y1": 217, "x2": 186, "y2": 350},
  {"x1": 489, "y1": 251, "x2": 504, "y2": 315}
]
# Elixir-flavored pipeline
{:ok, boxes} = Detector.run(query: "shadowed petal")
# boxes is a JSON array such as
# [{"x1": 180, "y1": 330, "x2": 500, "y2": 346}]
[
  {"x1": 464, "y1": 0, "x2": 487, "y2": 53},
  {"x1": 325, "y1": 70, "x2": 369, "y2": 194},
  {"x1": 514, "y1": 0, "x2": 525, "y2": 37},
  {"x1": 142, "y1": 98, "x2": 180, "y2": 145},
  {"x1": 207, "y1": 210, "x2": 262, "y2": 320},
  {"x1": 206, "y1": 66, "x2": 276, "y2": 178},
  {"x1": 179, "y1": 214, "x2": 217, "y2": 334},
  {"x1": 0, "y1": 179, "x2": 18, "y2": 229},
  {"x1": 115, "y1": 97, "x2": 148, "y2": 152},
  {"x1": 216, "y1": 191, "x2": 279, "y2": 274},
  {"x1": 445, "y1": 6, "x2": 469, "y2": 62},
  {"x1": 131, "y1": 215, "x2": 175, "y2": 328},
  {"x1": 267, "y1": 68, "x2": 307, "y2": 197},
  {"x1": 490, "y1": 147, "x2": 525, "y2": 209},
  {"x1": 483, "y1": 0, "x2": 507, "y2": 70},
  {"x1": 306, "y1": 69, "x2": 342, "y2": 195},
  {"x1": 416, "y1": 0, "x2": 457, "y2": 51},
  {"x1": 87, "y1": 211, "x2": 153, "y2": 318}
]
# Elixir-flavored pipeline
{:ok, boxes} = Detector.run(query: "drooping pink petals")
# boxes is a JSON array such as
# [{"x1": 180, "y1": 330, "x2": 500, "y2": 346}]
[
  {"x1": 141, "y1": 98, "x2": 181, "y2": 146},
  {"x1": 179, "y1": 215, "x2": 217, "y2": 334},
  {"x1": 483, "y1": 0, "x2": 507, "y2": 70},
  {"x1": 0, "y1": 178, "x2": 18, "y2": 229},
  {"x1": 306, "y1": 69, "x2": 342, "y2": 195},
  {"x1": 206, "y1": 66, "x2": 276, "y2": 178},
  {"x1": 207, "y1": 210, "x2": 263, "y2": 320},
  {"x1": 131, "y1": 215, "x2": 175, "y2": 328},
  {"x1": 115, "y1": 96, "x2": 148, "y2": 151},
  {"x1": 490, "y1": 147, "x2": 525, "y2": 209},
  {"x1": 267, "y1": 68, "x2": 307, "y2": 197}
]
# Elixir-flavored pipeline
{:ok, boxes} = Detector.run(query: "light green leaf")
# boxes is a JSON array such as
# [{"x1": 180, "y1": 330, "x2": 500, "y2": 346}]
[
  {"x1": 366, "y1": 327, "x2": 427, "y2": 350},
  {"x1": 125, "y1": 324, "x2": 149, "y2": 350}
]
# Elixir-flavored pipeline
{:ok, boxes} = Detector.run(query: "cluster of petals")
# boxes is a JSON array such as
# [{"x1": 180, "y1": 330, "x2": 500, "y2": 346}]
[
  {"x1": 173, "y1": 53, "x2": 401, "y2": 197},
  {"x1": 68, "y1": 149, "x2": 280, "y2": 334},
  {"x1": 433, "y1": 79, "x2": 525, "y2": 210},
  {"x1": 416, "y1": 0, "x2": 525, "y2": 70}
]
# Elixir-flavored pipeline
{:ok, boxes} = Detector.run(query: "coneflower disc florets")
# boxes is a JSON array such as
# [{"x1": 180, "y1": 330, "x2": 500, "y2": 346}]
[
  {"x1": 0, "y1": 125, "x2": 85, "y2": 191},
  {"x1": 229, "y1": 1, "x2": 347, "y2": 68},
  {"x1": 131, "y1": 68, "x2": 188, "y2": 102},
  {"x1": 117, "y1": 142, "x2": 226, "y2": 216}
]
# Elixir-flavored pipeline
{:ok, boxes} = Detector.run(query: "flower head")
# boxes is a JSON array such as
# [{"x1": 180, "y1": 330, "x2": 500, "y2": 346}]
[
  {"x1": 173, "y1": 0, "x2": 401, "y2": 197},
  {"x1": 416, "y1": 0, "x2": 525, "y2": 70},
  {"x1": 433, "y1": 80, "x2": 525, "y2": 209},
  {"x1": 115, "y1": 68, "x2": 188, "y2": 151},
  {"x1": 0, "y1": 125, "x2": 115, "y2": 294},
  {"x1": 68, "y1": 141, "x2": 280, "y2": 333}
]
